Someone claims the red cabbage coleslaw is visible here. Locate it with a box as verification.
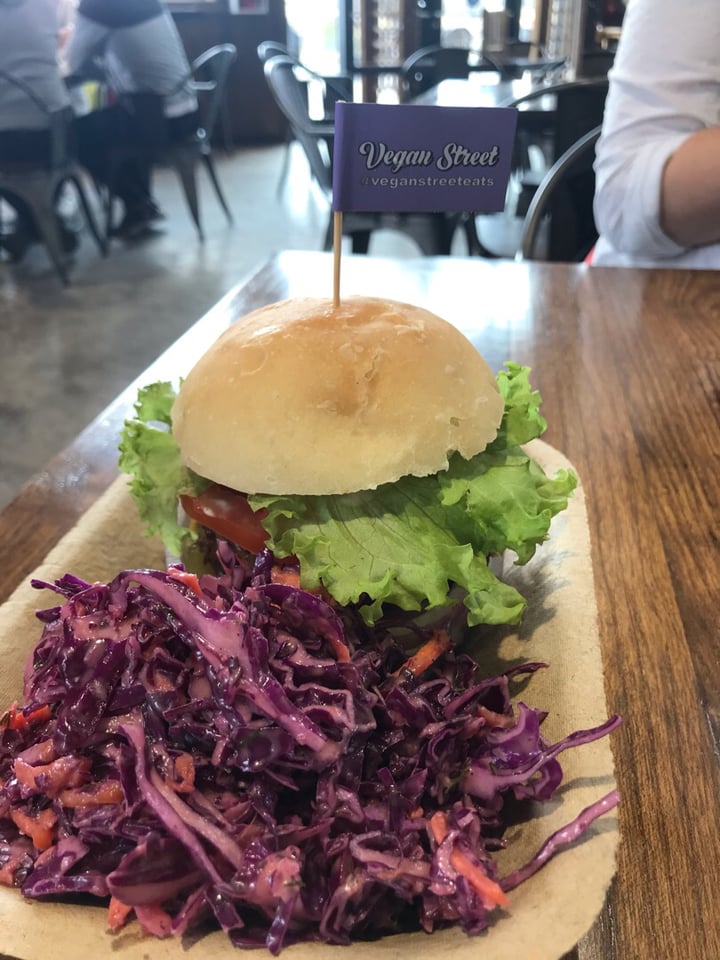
[0,545,621,953]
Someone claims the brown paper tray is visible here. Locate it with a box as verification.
[0,439,618,960]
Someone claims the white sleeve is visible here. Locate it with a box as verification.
[593,0,720,259]
[65,12,110,77]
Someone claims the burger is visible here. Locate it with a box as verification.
[119,295,576,632]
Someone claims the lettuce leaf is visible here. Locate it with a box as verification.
[248,474,528,626]
[118,381,206,557]
[250,364,577,625]
[119,366,577,627]
[492,361,547,448]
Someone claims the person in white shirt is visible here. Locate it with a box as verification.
[66,0,199,237]
[593,0,720,268]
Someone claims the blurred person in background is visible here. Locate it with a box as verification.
[0,0,70,161]
[593,0,720,268]
[58,0,78,74]
[66,0,198,238]
[0,0,75,260]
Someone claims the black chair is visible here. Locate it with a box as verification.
[103,44,237,241]
[257,40,291,63]
[501,77,609,165]
[262,55,464,256]
[165,42,237,239]
[257,41,353,196]
[191,43,237,155]
[257,41,353,106]
[520,125,601,262]
[467,77,609,258]
[0,71,106,285]
[399,45,503,102]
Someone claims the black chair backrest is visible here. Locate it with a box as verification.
[400,46,470,101]
[579,48,616,79]
[520,125,602,262]
[192,43,237,140]
[258,42,352,111]
[262,55,334,193]
[503,77,608,164]
[400,45,501,101]
[0,70,73,171]
[257,40,290,64]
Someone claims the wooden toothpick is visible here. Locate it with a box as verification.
[332,211,343,306]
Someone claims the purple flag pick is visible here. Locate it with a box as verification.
[332,101,518,214]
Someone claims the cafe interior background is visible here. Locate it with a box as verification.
[0,0,624,511]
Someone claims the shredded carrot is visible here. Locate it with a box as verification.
[107,895,134,932]
[270,564,336,602]
[429,811,509,909]
[449,846,509,908]
[270,565,302,588]
[13,754,90,794]
[10,807,57,851]
[170,752,195,794]
[429,810,450,845]
[269,565,350,661]
[328,634,351,663]
[59,780,124,807]
[6,703,53,731]
[393,629,452,678]
[167,569,203,599]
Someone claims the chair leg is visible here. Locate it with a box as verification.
[462,212,501,258]
[27,191,70,286]
[323,213,334,251]
[350,230,371,254]
[275,133,294,199]
[402,214,454,256]
[68,173,108,257]
[202,153,233,224]
[174,158,203,240]
[101,186,113,243]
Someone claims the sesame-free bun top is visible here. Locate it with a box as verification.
[172,296,504,496]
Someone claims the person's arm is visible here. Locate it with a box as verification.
[660,128,720,247]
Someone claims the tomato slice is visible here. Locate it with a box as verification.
[180,484,269,554]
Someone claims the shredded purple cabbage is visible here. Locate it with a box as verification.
[0,548,621,953]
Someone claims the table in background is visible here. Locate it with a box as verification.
[410,72,555,112]
[411,73,558,171]
[1,252,719,960]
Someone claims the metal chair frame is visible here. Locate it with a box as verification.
[102,43,237,242]
[520,125,602,262]
[257,41,353,197]
[166,42,237,239]
[399,44,504,102]
[262,55,464,256]
[500,77,609,165]
[0,70,106,285]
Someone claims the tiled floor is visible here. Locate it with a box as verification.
[0,143,431,511]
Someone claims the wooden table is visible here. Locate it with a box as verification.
[2,252,720,960]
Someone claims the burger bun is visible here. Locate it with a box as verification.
[172,296,504,496]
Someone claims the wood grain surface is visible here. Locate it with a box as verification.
[1,252,719,960]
